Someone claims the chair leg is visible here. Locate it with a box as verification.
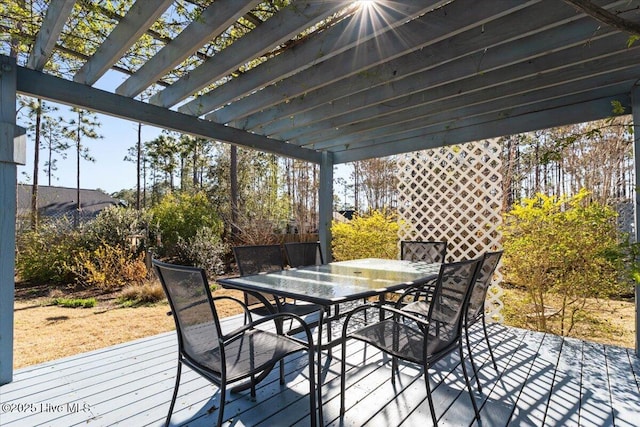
[165,360,182,427]
[217,380,227,427]
[465,326,482,393]
[340,337,349,415]
[250,374,256,398]
[280,359,285,385]
[391,356,397,385]
[459,343,481,423]
[307,348,318,427]
[423,367,438,426]
[482,314,499,372]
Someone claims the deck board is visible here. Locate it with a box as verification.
[2,317,639,427]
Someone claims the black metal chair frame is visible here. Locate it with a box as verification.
[398,251,504,392]
[339,258,482,426]
[153,259,318,427]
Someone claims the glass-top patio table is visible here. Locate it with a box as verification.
[218,258,440,424]
[219,258,440,306]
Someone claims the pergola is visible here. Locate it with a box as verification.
[1,0,640,384]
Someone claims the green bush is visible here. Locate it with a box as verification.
[175,226,227,277]
[331,210,400,261]
[501,189,621,335]
[150,192,223,257]
[15,219,79,284]
[80,206,152,253]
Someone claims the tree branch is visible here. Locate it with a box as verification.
[563,0,640,35]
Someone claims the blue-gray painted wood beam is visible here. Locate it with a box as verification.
[333,94,630,163]
[149,1,344,109]
[273,28,634,144]
[632,83,640,357]
[305,64,640,151]
[26,0,75,71]
[318,152,334,263]
[186,1,447,118]
[244,0,627,140]
[0,56,19,385]
[204,0,521,124]
[74,0,174,86]
[116,0,261,98]
[15,64,321,163]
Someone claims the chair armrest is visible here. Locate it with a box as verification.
[394,280,436,308]
[212,295,253,324]
[341,302,431,339]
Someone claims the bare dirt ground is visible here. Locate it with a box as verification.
[13,282,636,369]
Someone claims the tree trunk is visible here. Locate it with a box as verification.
[30,99,42,230]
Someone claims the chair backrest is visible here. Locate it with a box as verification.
[401,240,447,263]
[284,242,324,267]
[467,250,503,325]
[153,259,223,371]
[426,258,481,355]
[233,244,285,276]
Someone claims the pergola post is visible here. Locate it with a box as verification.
[318,152,333,263]
[0,56,25,385]
[633,83,640,357]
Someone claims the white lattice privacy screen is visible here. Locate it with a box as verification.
[397,139,504,322]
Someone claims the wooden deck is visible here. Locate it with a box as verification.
[1,314,639,426]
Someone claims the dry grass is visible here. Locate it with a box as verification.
[500,288,636,349]
[13,283,245,369]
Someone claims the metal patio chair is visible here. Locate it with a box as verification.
[340,258,482,426]
[399,251,504,392]
[393,240,448,303]
[284,241,324,267]
[401,240,447,263]
[232,244,322,317]
[153,259,317,427]
[464,250,503,391]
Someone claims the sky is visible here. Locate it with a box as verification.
[16,73,350,196]
[16,69,166,194]
[17,109,163,194]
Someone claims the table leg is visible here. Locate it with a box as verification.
[316,308,325,426]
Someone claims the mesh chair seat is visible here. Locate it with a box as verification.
[195,329,308,381]
[349,320,452,364]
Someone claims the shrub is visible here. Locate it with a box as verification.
[81,206,152,253]
[331,210,400,261]
[175,226,227,277]
[73,244,148,291]
[117,280,166,307]
[501,189,621,335]
[15,218,79,284]
[150,192,223,257]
